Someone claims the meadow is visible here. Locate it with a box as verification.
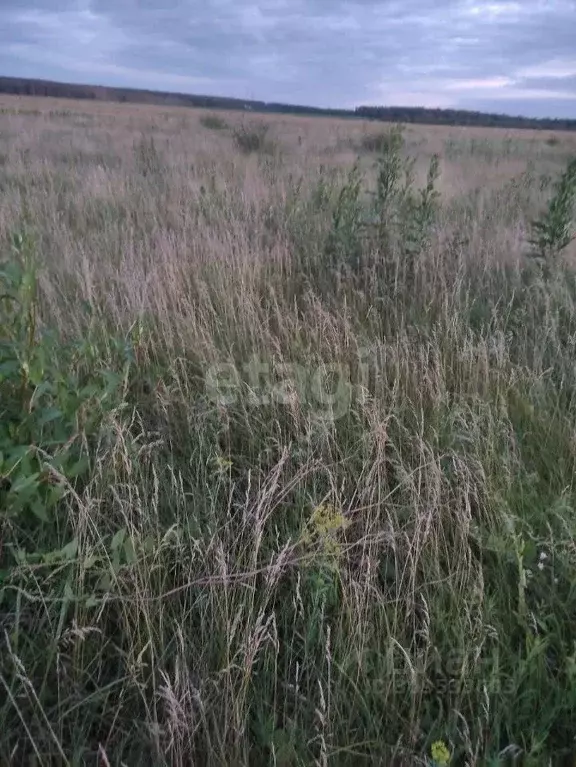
[1,94,576,765]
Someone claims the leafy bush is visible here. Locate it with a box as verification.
[529,156,576,265]
[370,125,413,240]
[200,113,229,131]
[233,122,274,154]
[133,134,163,176]
[0,231,129,545]
[324,163,364,273]
[401,152,441,255]
[360,130,402,153]
[322,125,441,283]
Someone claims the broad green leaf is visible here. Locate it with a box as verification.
[63,582,75,600]
[83,553,98,570]
[97,572,112,592]
[0,360,21,378]
[30,498,49,522]
[10,472,40,494]
[37,407,63,427]
[61,538,79,561]
[123,537,137,565]
[67,456,90,479]
[5,445,31,469]
[111,528,127,552]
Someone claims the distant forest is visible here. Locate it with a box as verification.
[1,75,575,132]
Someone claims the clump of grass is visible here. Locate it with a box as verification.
[360,130,402,153]
[133,133,163,176]
[200,113,229,131]
[233,121,274,154]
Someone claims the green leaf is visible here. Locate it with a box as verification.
[79,383,101,399]
[29,381,56,404]
[67,456,89,479]
[101,370,123,397]
[37,407,63,427]
[83,553,98,570]
[61,538,79,561]
[42,549,61,565]
[96,572,112,592]
[63,582,75,600]
[143,535,156,554]
[0,360,21,379]
[14,549,27,564]
[123,537,137,565]
[51,450,74,470]
[46,484,66,507]
[111,528,127,552]
[10,472,40,494]
[4,445,30,468]
[30,498,49,522]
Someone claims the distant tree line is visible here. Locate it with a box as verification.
[355,105,576,132]
[1,76,575,132]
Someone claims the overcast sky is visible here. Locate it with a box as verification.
[1,0,576,118]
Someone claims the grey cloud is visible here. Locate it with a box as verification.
[0,0,75,9]
[1,0,575,115]
[519,75,576,93]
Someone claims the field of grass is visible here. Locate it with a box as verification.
[2,94,576,765]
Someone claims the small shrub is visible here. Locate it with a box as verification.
[0,231,129,535]
[365,126,442,293]
[402,152,441,255]
[200,113,229,131]
[361,130,401,153]
[529,156,576,265]
[324,163,364,273]
[133,134,162,177]
[322,126,442,282]
[233,122,273,154]
[368,125,417,247]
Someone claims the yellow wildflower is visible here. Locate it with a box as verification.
[308,503,350,536]
[300,503,350,564]
[212,455,233,473]
[430,740,451,766]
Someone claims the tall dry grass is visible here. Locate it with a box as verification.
[2,96,576,765]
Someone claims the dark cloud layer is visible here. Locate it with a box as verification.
[1,0,575,116]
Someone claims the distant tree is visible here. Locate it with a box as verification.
[1,76,575,131]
